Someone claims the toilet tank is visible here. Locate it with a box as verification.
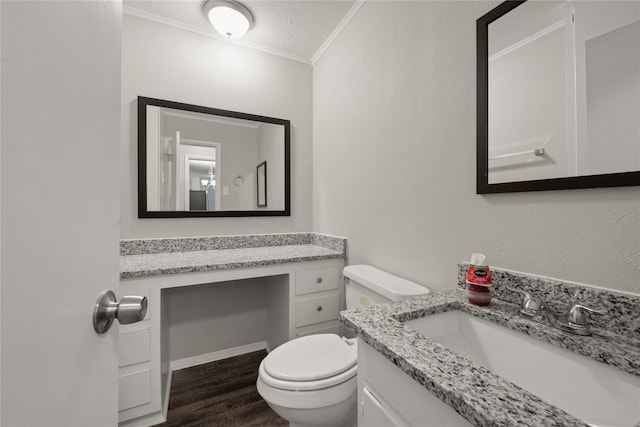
[343,265,430,309]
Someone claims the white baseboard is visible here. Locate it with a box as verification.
[170,341,268,371]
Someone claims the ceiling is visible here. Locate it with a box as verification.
[123,0,360,63]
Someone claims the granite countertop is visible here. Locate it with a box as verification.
[120,244,344,279]
[341,289,640,427]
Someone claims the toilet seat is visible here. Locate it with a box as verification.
[259,362,357,392]
[260,334,357,392]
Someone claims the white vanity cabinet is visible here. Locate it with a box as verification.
[358,338,472,427]
[294,267,342,337]
[118,286,163,426]
[118,258,344,427]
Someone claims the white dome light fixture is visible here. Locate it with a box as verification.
[203,0,254,40]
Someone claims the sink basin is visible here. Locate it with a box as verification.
[406,310,640,427]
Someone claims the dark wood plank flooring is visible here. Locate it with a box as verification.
[154,350,287,427]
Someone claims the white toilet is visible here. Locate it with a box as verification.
[257,264,430,427]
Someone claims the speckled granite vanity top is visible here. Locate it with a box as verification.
[120,233,346,279]
[341,267,640,427]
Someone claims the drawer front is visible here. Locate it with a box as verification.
[119,325,150,368]
[119,369,151,411]
[296,293,339,327]
[295,267,340,296]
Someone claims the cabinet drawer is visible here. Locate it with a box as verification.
[296,294,339,327]
[119,325,150,368]
[295,267,340,296]
[119,369,151,411]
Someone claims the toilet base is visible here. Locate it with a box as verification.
[264,391,356,427]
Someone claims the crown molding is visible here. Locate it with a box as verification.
[123,5,312,65]
[311,0,367,65]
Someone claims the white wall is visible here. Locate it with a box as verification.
[313,1,640,295]
[165,279,269,361]
[573,1,640,176]
[122,14,312,238]
[584,21,640,175]
[257,123,286,210]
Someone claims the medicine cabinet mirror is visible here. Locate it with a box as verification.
[477,0,640,193]
[138,97,290,217]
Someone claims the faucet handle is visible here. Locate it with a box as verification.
[566,303,606,327]
[506,286,542,318]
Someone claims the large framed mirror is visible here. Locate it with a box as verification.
[477,1,640,193]
[138,97,290,217]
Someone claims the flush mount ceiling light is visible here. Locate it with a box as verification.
[203,0,254,39]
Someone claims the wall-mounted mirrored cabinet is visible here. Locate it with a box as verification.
[138,97,290,217]
[477,0,640,193]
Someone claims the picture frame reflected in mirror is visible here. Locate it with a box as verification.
[257,161,267,208]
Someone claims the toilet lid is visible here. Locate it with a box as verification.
[263,334,356,382]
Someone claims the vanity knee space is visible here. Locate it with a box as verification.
[117,256,345,426]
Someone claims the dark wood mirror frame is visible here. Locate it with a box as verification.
[138,96,290,217]
[476,0,640,194]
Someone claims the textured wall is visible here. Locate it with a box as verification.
[165,278,269,361]
[313,1,640,294]
[122,14,313,238]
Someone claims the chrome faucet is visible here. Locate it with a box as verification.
[556,303,607,336]
[506,286,606,336]
[505,286,543,319]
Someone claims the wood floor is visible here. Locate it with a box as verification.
[154,350,287,427]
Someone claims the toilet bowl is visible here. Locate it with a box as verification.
[257,334,358,427]
[257,265,430,427]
